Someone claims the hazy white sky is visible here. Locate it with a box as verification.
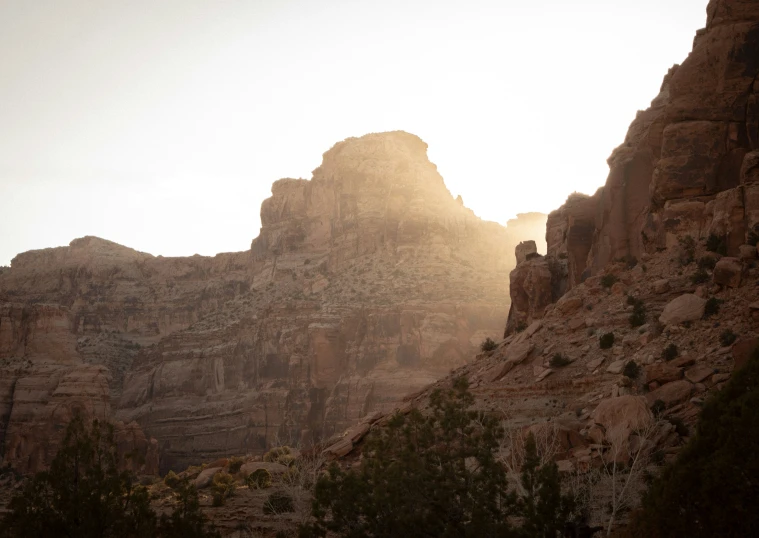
[0,0,706,265]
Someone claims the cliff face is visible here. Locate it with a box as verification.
[507,0,759,334]
[0,131,545,473]
[346,2,757,531]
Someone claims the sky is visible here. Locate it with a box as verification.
[0,0,707,266]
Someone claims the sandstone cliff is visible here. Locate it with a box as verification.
[327,2,759,533]
[0,131,545,473]
[507,0,759,333]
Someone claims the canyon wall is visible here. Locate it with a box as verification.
[0,131,545,473]
[506,0,759,333]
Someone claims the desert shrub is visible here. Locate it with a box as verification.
[599,332,615,349]
[164,470,182,489]
[515,322,527,333]
[706,234,728,256]
[667,417,689,437]
[480,337,498,352]
[651,399,666,417]
[601,274,618,289]
[748,229,759,247]
[703,297,722,319]
[264,492,294,515]
[662,343,678,362]
[246,469,272,490]
[228,457,244,474]
[678,235,696,265]
[720,329,737,347]
[628,297,647,327]
[210,472,236,507]
[698,256,717,270]
[264,446,292,465]
[630,347,759,537]
[549,353,571,368]
[623,361,641,379]
[691,269,709,285]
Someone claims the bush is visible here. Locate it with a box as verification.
[164,470,182,489]
[210,472,236,507]
[628,297,647,328]
[678,235,696,265]
[698,256,717,271]
[630,347,759,537]
[549,353,571,368]
[263,446,292,465]
[706,234,728,255]
[264,492,294,515]
[667,416,690,437]
[228,457,244,474]
[651,399,666,417]
[601,274,618,289]
[246,469,272,490]
[662,343,678,361]
[599,332,615,349]
[623,361,641,379]
[703,297,721,319]
[720,329,737,347]
[691,269,709,285]
[480,337,498,352]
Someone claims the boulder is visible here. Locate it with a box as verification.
[646,380,693,408]
[591,396,653,446]
[556,295,583,314]
[659,294,706,325]
[606,359,626,375]
[645,363,682,385]
[713,257,744,288]
[240,461,289,477]
[685,365,715,384]
[733,337,759,370]
[194,467,223,489]
[653,279,671,294]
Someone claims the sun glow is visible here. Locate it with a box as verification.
[0,0,706,264]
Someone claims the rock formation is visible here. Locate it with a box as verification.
[328,3,759,533]
[0,131,545,473]
[507,0,759,331]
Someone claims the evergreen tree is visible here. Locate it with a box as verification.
[0,415,156,538]
[518,434,575,538]
[158,480,220,538]
[300,377,575,538]
[0,414,218,538]
[630,347,759,537]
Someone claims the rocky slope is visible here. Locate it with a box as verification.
[327,0,759,532]
[0,131,545,473]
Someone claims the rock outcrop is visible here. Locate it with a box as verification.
[0,131,546,473]
[507,0,759,329]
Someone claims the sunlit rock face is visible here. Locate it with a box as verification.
[520,0,759,294]
[0,131,545,473]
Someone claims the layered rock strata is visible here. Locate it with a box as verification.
[0,131,545,473]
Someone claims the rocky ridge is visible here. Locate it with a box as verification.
[0,131,546,473]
